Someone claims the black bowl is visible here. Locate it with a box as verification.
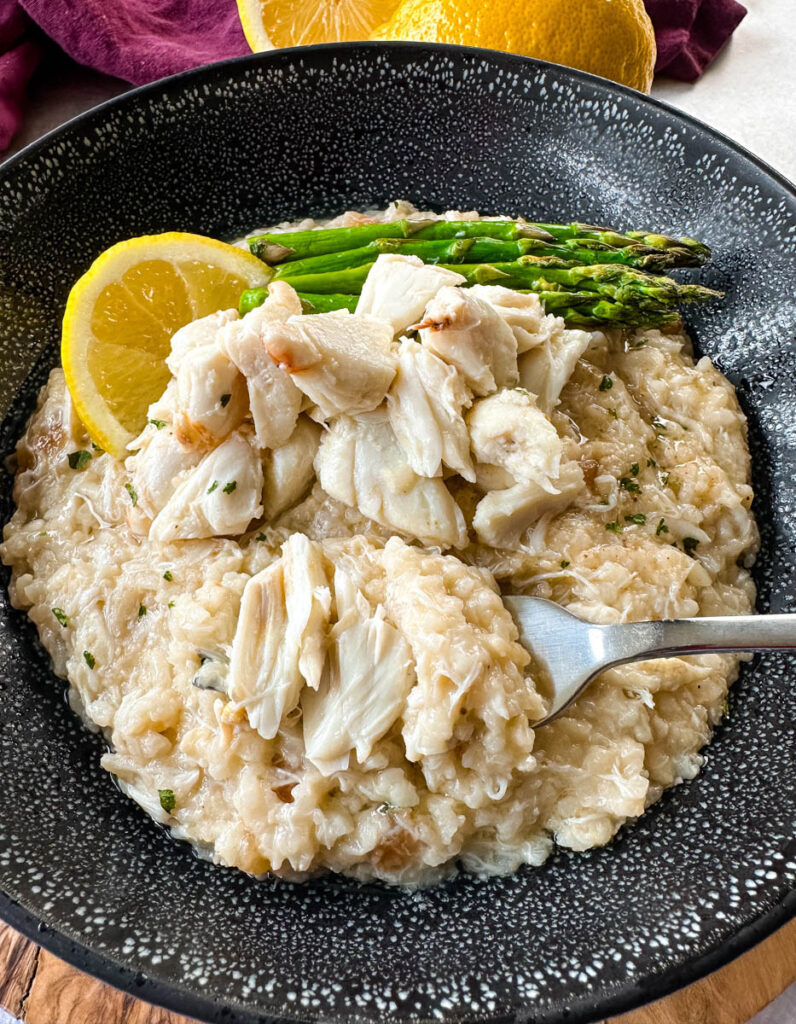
[0,43,794,1024]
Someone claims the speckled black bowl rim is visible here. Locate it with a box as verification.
[0,42,793,1024]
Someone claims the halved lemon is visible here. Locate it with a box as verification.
[236,0,400,50]
[61,233,272,458]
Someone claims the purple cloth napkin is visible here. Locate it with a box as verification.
[0,1,40,150]
[646,0,747,80]
[0,0,748,155]
[20,0,248,86]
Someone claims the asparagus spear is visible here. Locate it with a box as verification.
[297,293,358,313]
[248,219,539,263]
[280,263,376,294]
[276,234,700,277]
[274,238,474,279]
[248,221,419,263]
[438,261,722,305]
[410,220,554,242]
[249,218,710,267]
[239,287,269,316]
[239,287,358,315]
[532,222,711,264]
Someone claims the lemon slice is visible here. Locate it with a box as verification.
[61,233,272,458]
[236,0,400,50]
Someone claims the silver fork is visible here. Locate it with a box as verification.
[503,597,796,726]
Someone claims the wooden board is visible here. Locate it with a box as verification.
[0,917,793,1024]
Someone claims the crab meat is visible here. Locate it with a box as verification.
[417,286,518,396]
[518,325,594,414]
[166,308,239,376]
[467,389,563,490]
[472,461,585,549]
[467,390,584,548]
[172,342,248,450]
[227,534,331,741]
[386,337,474,481]
[254,279,303,322]
[126,423,202,517]
[217,307,302,450]
[315,409,468,549]
[263,415,322,520]
[149,430,263,541]
[467,285,554,353]
[302,565,414,775]
[356,254,465,335]
[261,310,396,421]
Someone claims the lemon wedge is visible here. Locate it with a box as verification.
[236,0,399,50]
[61,232,272,458]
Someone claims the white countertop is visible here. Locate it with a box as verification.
[651,0,795,182]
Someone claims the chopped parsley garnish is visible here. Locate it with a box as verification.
[207,480,219,494]
[67,450,92,471]
[223,481,237,494]
[125,483,138,506]
[624,513,647,525]
[560,560,570,568]
[647,457,657,468]
[598,375,613,392]
[255,532,267,541]
[620,476,641,494]
[219,393,232,408]
[149,418,167,430]
[83,651,96,669]
[52,607,68,627]
[630,462,640,477]
[138,604,147,619]
[91,442,103,452]
[683,537,700,557]
[158,789,176,813]
[660,472,670,487]
[656,518,669,536]
[605,521,623,534]
[608,408,618,420]
[167,600,175,609]
[163,570,173,582]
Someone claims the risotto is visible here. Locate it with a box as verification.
[1,204,758,886]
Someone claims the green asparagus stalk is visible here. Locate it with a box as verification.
[410,220,554,242]
[239,287,269,316]
[275,234,700,278]
[532,222,711,264]
[249,218,711,267]
[280,263,375,294]
[274,238,474,279]
[248,221,418,263]
[297,293,358,313]
[401,219,709,265]
[439,261,722,306]
[239,286,358,315]
[544,299,679,329]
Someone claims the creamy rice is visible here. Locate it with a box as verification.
[1,205,758,886]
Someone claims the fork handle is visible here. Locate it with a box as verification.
[603,613,796,668]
